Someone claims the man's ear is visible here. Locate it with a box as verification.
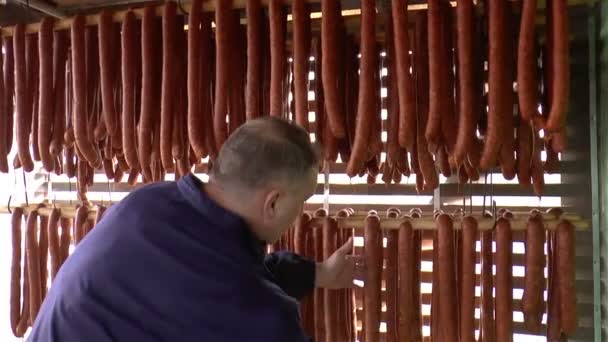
[263,190,281,219]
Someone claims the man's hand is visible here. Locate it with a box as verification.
[315,237,364,289]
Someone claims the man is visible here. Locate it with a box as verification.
[28,117,357,341]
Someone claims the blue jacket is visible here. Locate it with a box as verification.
[28,174,315,342]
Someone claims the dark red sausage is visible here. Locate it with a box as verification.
[545,0,569,132]
[385,13,401,170]
[426,0,442,149]
[27,34,40,163]
[38,17,55,172]
[495,218,513,342]
[71,15,101,168]
[436,214,457,342]
[121,12,139,171]
[321,0,346,138]
[390,0,415,149]
[313,226,326,341]
[99,10,117,137]
[50,31,68,158]
[522,212,545,333]
[517,0,545,127]
[3,37,14,159]
[453,0,477,166]
[323,217,338,342]
[13,24,35,172]
[385,225,398,342]
[159,2,177,171]
[269,0,285,117]
[480,0,509,170]
[480,228,495,341]
[460,216,478,342]
[138,5,156,181]
[10,208,24,336]
[346,0,377,177]
[0,35,6,173]
[214,0,230,147]
[397,221,415,341]
[517,118,533,187]
[47,208,61,281]
[25,210,41,323]
[414,12,439,191]
[292,0,310,131]
[364,214,382,342]
[246,0,262,120]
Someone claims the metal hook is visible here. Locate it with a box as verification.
[177,0,187,16]
[22,169,29,207]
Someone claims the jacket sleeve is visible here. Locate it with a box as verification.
[263,251,316,301]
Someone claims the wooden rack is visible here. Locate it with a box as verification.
[2,0,588,37]
[0,204,588,231]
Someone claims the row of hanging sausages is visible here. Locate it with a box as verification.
[0,0,569,197]
[9,204,105,337]
[277,206,577,342]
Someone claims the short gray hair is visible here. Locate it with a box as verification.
[209,117,320,189]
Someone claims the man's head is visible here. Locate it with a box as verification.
[207,117,320,243]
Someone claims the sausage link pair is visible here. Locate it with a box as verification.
[27,34,40,163]
[364,214,382,342]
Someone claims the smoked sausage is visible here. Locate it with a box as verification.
[246,0,262,120]
[14,24,35,172]
[522,212,545,333]
[346,0,377,177]
[437,214,457,342]
[460,216,478,342]
[391,0,415,149]
[121,12,139,170]
[71,15,101,167]
[268,0,285,117]
[25,210,41,323]
[323,217,338,342]
[495,218,513,342]
[364,214,382,342]
[38,17,55,172]
[292,0,310,131]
